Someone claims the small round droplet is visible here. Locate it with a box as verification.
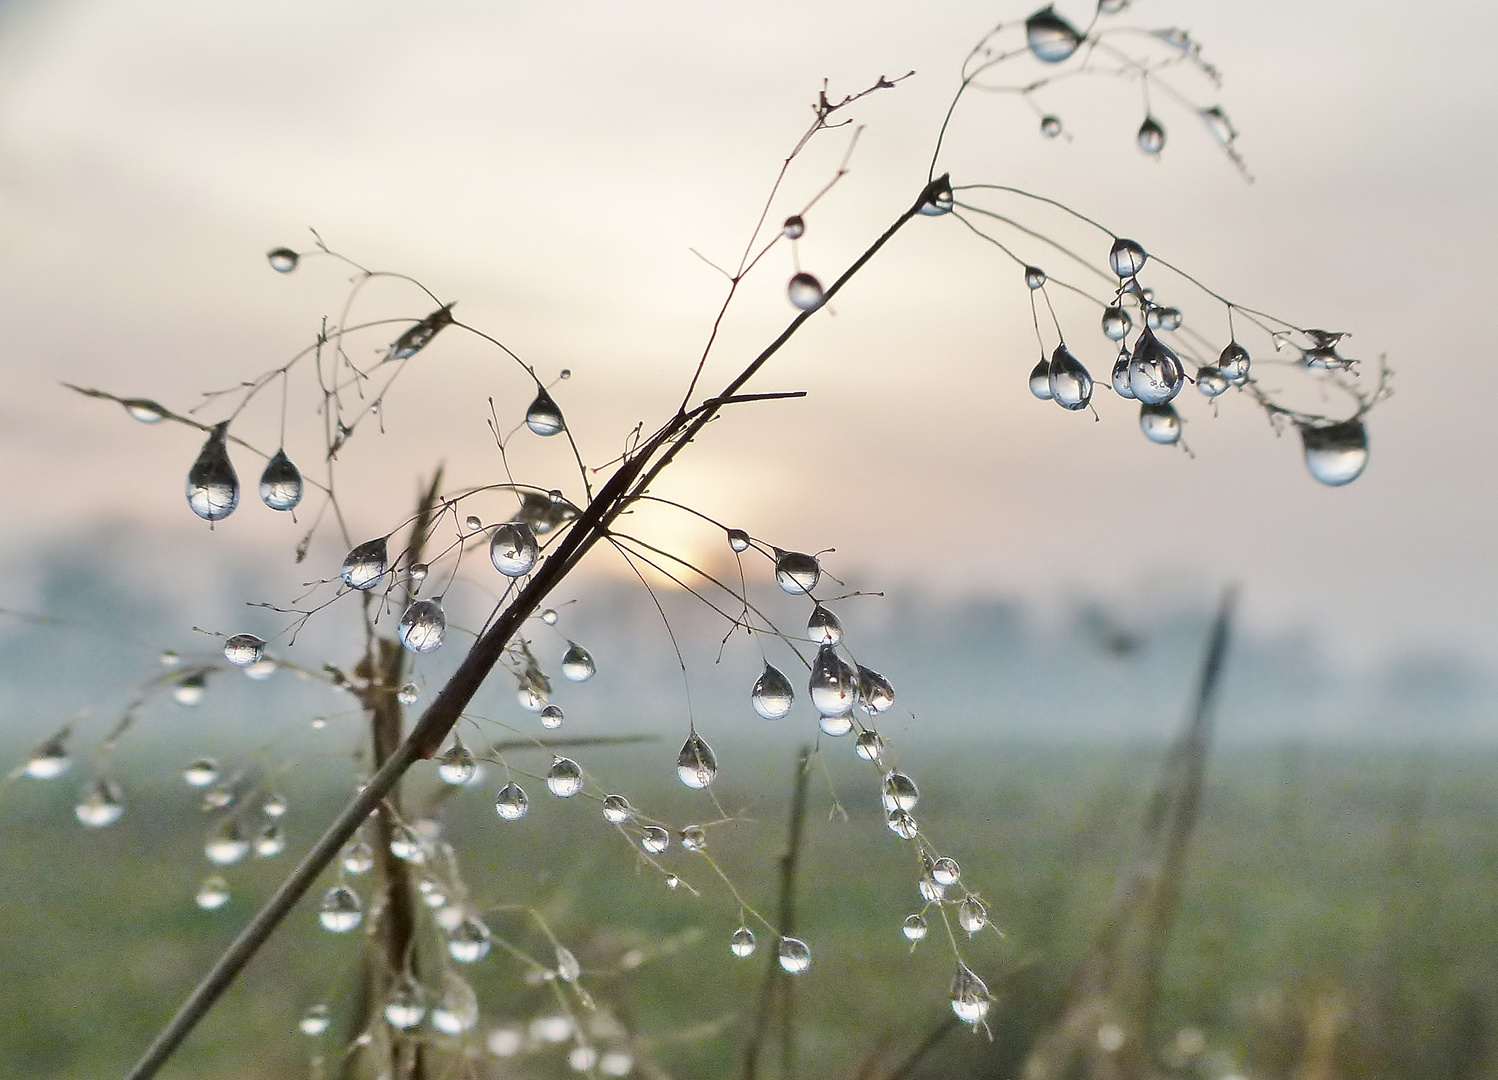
[383,979,427,1030]
[24,735,70,780]
[540,704,564,730]
[495,782,530,820]
[182,758,219,788]
[902,914,928,942]
[223,633,265,667]
[1040,115,1063,138]
[774,550,820,595]
[807,605,842,645]
[196,875,230,910]
[726,528,751,553]
[298,1003,331,1036]
[1201,105,1235,145]
[676,732,718,789]
[397,683,419,706]
[958,895,989,934]
[1196,366,1230,398]
[1101,305,1131,341]
[787,272,825,312]
[1300,420,1368,486]
[186,422,240,522]
[857,666,895,714]
[809,644,858,718]
[730,926,756,958]
[490,522,539,576]
[1112,352,1135,399]
[160,650,181,667]
[342,839,374,874]
[318,885,362,932]
[1109,238,1148,278]
[1218,341,1251,381]
[777,937,812,974]
[1139,403,1183,445]
[206,821,249,865]
[259,450,303,512]
[464,514,483,531]
[602,794,631,824]
[1029,358,1054,401]
[174,673,207,707]
[854,729,884,763]
[680,825,707,852]
[882,770,919,811]
[261,791,288,818]
[409,562,429,583]
[123,398,166,424]
[665,873,682,890]
[640,826,670,855]
[931,857,962,886]
[1026,5,1083,62]
[546,757,583,798]
[820,714,854,737]
[267,247,299,273]
[202,784,234,810]
[389,824,424,862]
[752,664,795,720]
[437,738,476,785]
[1048,343,1094,410]
[918,177,954,216]
[561,642,596,682]
[951,961,991,1024]
[341,537,389,590]
[782,215,805,240]
[254,823,285,858]
[540,607,559,625]
[1137,116,1166,155]
[398,597,447,654]
[1024,266,1047,290]
[449,916,492,963]
[887,809,919,839]
[525,388,565,436]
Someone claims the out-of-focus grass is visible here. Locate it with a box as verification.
[4,743,1497,1080]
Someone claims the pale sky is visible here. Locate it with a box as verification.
[0,0,1494,672]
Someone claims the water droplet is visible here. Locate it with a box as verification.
[160,649,182,667]
[398,597,447,654]
[488,1026,524,1057]
[541,607,559,625]
[676,732,718,789]
[1154,306,1183,331]
[244,657,277,680]
[262,791,288,817]
[418,877,447,908]
[1111,351,1135,399]
[23,733,70,780]
[1102,305,1131,341]
[919,871,947,903]
[541,704,564,729]
[1200,106,1236,145]
[680,825,707,852]
[1129,330,1184,404]
[462,514,482,532]
[223,634,265,667]
[809,644,858,718]
[259,450,303,512]
[570,1047,600,1073]
[181,758,218,788]
[1024,266,1047,290]
[298,1003,331,1036]
[1029,358,1054,401]
[731,926,756,958]
[782,215,805,240]
[554,944,582,983]
[902,914,928,941]
[409,562,429,584]
[517,681,547,711]
[561,642,596,682]
[918,177,954,216]
[1218,341,1251,381]
[206,820,249,865]
[856,667,895,714]
[1109,238,1148,278]
[437,737,476,786]
[202,783,234,810]
[726,528,751,553]
[752,663,795,720]
[807,605,843,645]
[123,398,166,423]
[255,823,285,858]
[1098,0,1129,12]
[1196,366,1230,397]
[1048,343,1094,410]
[317,884,362,932]
[818,714,852,737]
[774,550,821,594]
[512,490,578,536]
[931,857,962,886]
[526,388,565,436]
[196,875,230,910]
[777,936,812,974]
[397,682,419,706]
[887,809,919,839]
[267,247,298,273]
[389,823,425,862]
[174,672,207,707]
[432,973,479,1035]
[389,304,455,360]
[855,729,884,763]
[951,961,991,1024]
[602,794,632,823]
[341,537,389,590]
[882,770,919,811]
[1137,115,1166,155]
[1300,420,1368,486]
[958,895,989,934]
[547,757,583,798]
[1139,403,1183,445]
[495,781,530,819]
[490,522,539,576]
[383,978,427,1030]
[787,272,825,312]
[449,916,492,963]
[1040,114,1063,138]
[342,839,374,874]
[1026,5,1083,62]
[640,826,670,855]
[186,422,239,522]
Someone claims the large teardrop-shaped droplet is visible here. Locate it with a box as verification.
[777,936,812,974]
[383,978,427,1030]
[75,777,124,827]
[1026,5,1083,62]
[341,537,389,590]
[25,732,70,780]
[752,664,795,719]
[561,642,596,682]
[730,927,756,958]
[951,961,991,1024]
[437,737,476,786]
[259,450,304,512]
[398,597,447,654]
[389,303,455,360]
[255,823,286,858]
[494,781,529,819]
[223,634,265,667]
[809,644,858,718]
[1218,341,1251,382]
[525,388,565,436]
[857,666,895,714]
[1299,420,1368,486]
[1047,343,1094,410]
[1112,351,1136,399]
[1109,238,1148,278]
[546,757,583,797]
[726,528,751,552]
[431,972,479,1035]
[1028,358,1054,401]
[958,895,989,934]
[882,770,920,811]
[186,422,240,522]
[676,732,718,789]
[205,819,250,865]
[855,729,884,763]
[1139,403,1183,445]
[343,839,374,874]
[774,550,820,595]
[1128,330,1184,404]
[787,272,825,312]
[1101,305,1131,341]
[1137,116,1166,155]
[807,605,843,645]
[490,522,539,576]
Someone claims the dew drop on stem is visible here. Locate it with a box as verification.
[541,704,564,729]
[259,450,303,512]
[1048,343,1094,410]
[730,926,756,958]
[1024,266,1047,290]
[342,839,374,874]
[341,537,389,590]
[464,514,482,531]
[1300,419,1369,486]
[1219,341,1251,381]
[317,885,362,933]
[182,758,218,788]
[490,522,539,577]
[855,729,884,763]
[206,820,249,865]
[1129,330,1184,405]
[266,247,298,273]
[808,605,843,645]
[902,914,927,941]
[1139,403,1183,445]
[676,732,718,789]
[1026,5,1084,62]
[1112,351,1136,399]
[680,825,707,852]
[1196,366,1230,397]
[432,974,479,1035]
[931,857,961,886]
[298,1003,331,1037]
[383,979,427,1030]
[602,794,631,823]
[437,736,476,785]
[640,826,670,854]
[782,215,805,240]
[186,422,239,522]
[918,177,954,216]
[752,663,795,720]
[525,387,565,436]
[196,876,230,910]
[951,961,991,1024]
[1200,106,1236,145]
[787,272,825,312]
[958,895,989,934]
[22,734,69,780]
[809,644,858,718]
[857,667,895,714]
[561,642,596,682]
[541,607,559,625]
[174,672,207,706]
[389,823,424,862]
[546,757,583,797]
[389,304,454,360]
[398,597,447,654]
[1040,115,1063,138]
[886,809,919,839]
[1029,358,1054,401]
[495,782,530,820]
[1102,305,1131,341]
[1109,238,1148,278]
[777,936,812,974]
[223,634,265,667]
[882,770,919,811]
[1137,116,1166,155]
[774,549,820,595]
[448,916,492,963]
[726,528,751,553]
[254,823,285,858]
[397,682,419,705]
[123,398,166,424]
